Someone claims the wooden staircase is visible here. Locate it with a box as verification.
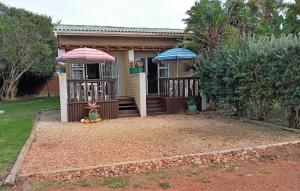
[147,97,165,115]
[117,97,140,118]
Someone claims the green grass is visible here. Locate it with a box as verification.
[103,177,129,189]
[159,182,171,189]
[0,96,59,181]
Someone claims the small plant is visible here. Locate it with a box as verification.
[186,98,196,106]
[258,169,271,174]
[159,182,171,189]
[129,60,143,74]
[103,177,128,189]
[85,102,100,121]
[86,102,99,112]
[146,169,169,180]
[129,61,135,68]
[76,179,90,187]
[186,98,197,113]
[200,177,210,183]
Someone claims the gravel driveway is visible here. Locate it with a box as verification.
[20,111,300,175]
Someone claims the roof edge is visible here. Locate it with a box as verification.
[54,24,185,37]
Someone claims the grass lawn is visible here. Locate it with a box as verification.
[0,96,59,183]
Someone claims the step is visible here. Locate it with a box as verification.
[119,105,137,110]
[147,111,166,116]
[147,107,165,113]
[119,103,136,107]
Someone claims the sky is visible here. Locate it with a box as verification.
[1,0,196,29]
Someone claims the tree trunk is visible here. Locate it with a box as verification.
[288,108,300,129]
[208,96,217,111]
[46,80,50,97]
[0,77,19,101]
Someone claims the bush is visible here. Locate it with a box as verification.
[197,34,300,128]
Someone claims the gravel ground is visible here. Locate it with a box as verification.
[20,111,300,175]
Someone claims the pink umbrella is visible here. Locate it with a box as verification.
[56,47,115,64]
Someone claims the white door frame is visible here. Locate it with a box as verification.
[157,62,170,94]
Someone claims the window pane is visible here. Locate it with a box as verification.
[160,69,168,77]
[72,64,85,79]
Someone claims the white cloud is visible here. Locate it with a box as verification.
[1,0,196,28]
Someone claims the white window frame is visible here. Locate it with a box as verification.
[71,64,85,79]
[158,62,170,94]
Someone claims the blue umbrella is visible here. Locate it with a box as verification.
[152,48,197,77]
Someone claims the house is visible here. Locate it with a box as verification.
[54,24,205,122]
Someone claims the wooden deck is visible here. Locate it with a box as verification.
[67,77,202,121]
[67,78,118,121]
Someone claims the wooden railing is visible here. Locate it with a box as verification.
[67,79,117,103]
[159,77,200,97]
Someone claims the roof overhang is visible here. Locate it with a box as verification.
[54,30,185,38]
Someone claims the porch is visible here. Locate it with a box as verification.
[66,75,201,121]
[58,48,203,122]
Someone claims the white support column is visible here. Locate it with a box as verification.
[128,49,134,62]
[200,91,207,111]
[57,48,67,122]
[59,73,68,122]
[139,73,147,117]
[58,48,65,56]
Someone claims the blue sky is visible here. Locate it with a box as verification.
[1,0,196,29]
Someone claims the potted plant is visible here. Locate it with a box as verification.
[129,61,143,74]
[186,98,197,113]
[55,62,66,73]
[86,102,100,121]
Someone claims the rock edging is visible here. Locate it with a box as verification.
[19,140,300,182]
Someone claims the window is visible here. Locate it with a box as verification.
[72,64,85,79]
[159,63,169,78]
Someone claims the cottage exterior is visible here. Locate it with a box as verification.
[55,24,205,122]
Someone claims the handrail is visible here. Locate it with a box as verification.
[67,78,117,103]
[159,77,200,98]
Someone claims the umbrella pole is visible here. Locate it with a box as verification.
[176,57,178,77]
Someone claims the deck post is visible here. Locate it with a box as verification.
[59,73,68,122]
[139,73,147,117]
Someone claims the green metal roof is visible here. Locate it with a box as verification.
[55,24,185,34]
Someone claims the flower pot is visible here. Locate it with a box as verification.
[188,105,197,113]
[129,67,143,74]
[88,112,98,121]
[56,66,66,73]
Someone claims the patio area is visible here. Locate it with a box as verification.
[20,110,300,175]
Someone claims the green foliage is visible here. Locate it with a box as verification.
[186,98,196,106]
[184,0,228,57]
[184,0,300,56]
[0,3,57,99]
[197,34,300,128]
[159,182,171,189]
[103,177,129,189]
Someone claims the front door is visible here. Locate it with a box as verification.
[147,57,158,94]
[86,64,100,79]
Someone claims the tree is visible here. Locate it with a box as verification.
[0,3,56,100]
[183,0,228,58]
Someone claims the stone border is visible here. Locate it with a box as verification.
[2,110,45,186]
[18,140,300,182]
